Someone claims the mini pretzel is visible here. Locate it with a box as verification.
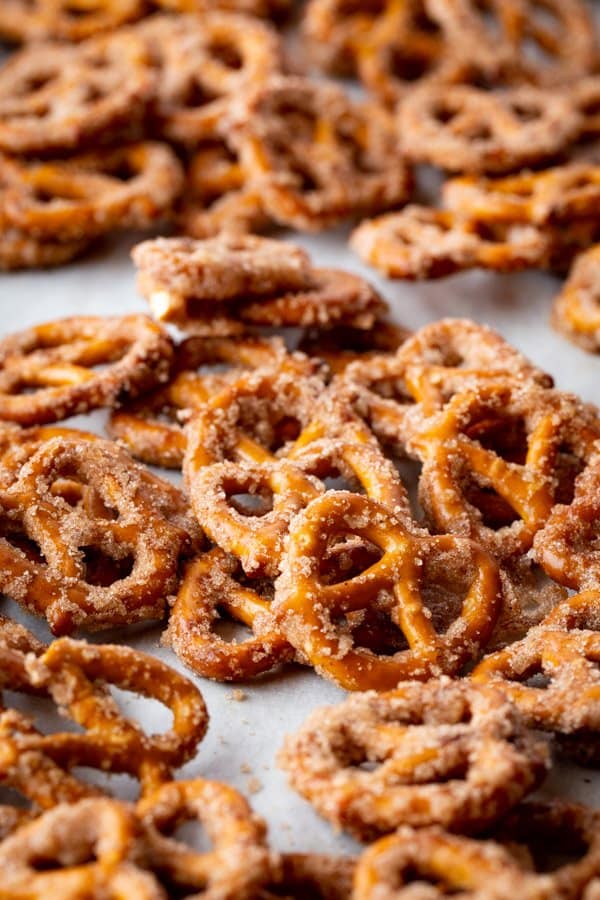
[336,319,551,451]
[176,138,269,239]
[108,334,295,468]
[349,206,552,279]
[426,0,598,86]
[134,234,387,334]
[352,826,544,899]
[273,491,501,690]
[0,437,189,633]
[133,234,313,318]
[302,0,456,103]
[551,244,600,354]
[136,778,271,899]
[415,383,600,562]
[472,592,600,739]
[164,547,294,681]
[230,76,412,231]
[27,636,209,792]
[0,0,144,42]
[0,797,159,899]
[137,13,281,145]
[278,679,548,840]
[534,453,600,590]
[398,84,581,174]
[443,164,600,227]
[0,314,172,426]
[0,30,154,155]
[1,143,184,242]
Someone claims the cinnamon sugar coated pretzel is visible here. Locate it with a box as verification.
[3,0,600,880]
[0,315,173,425]
[398,84,582,174]
[278,679,549,841]
[133,235,388,334]
[229,76,412,230]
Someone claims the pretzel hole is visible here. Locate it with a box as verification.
[212,615,253,643]
[419,552,480,633]
[387,47,438,84]
[508,102,542,124]
[553,444,587,505]
[431,103,458,125]
[110,685,174,736]
[226,485,274,517]
[464,414,528,465]
[0,786,28,812]
[512,826,592,874]
[181,81,219,110]
[207,40,244,71]
[464,479,520,528]
[4,534,47,565]
[80,546,135,586]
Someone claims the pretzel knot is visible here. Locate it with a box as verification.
[336,318,551,453]
[273,491,501,690]
[350,205,553,280]
[1,143,184,243]
[0,437,190,633]
[137,13,281,145]
[352,826,544,899]
[0,314,173,426]
[136,778,271,898]
[551,243,600,354]
[414,382,600,562]
[472,591,600,746]
[108,334,300,469]
[0,797,157,899]
[230,76,412,230]
[278,679,549,841]
[398,83,581,174]
[0,29,154,155]
[0,0,144,42]
[164,547,295,682]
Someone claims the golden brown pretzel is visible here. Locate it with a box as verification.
[273,491,501,690]
[0,437,189,633]
[426,0,598,86]
[335,318,551,454]
[414,382,600,562]
[136,778,272,899]
[278,679,548,840]
[352,826,544,899]
[137,12,281,145]
[108,334,298,469]
[230,76,412,231]
[0,30,154,154]
[398,83,581,174]
[164,547,294,682]
[472,592,600,745]
[443,164,600,227]
[1,143,183,242]
[350,205,553,279]
[0,315,172,426]
[0,797,160,900]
